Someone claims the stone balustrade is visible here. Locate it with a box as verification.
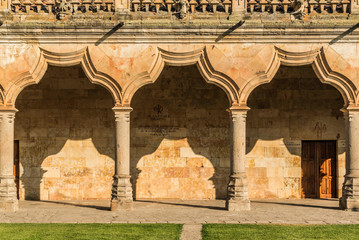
[247,0,350,14]
[10,0,114,14]
[132,0,232,14]
[3,0,356,19]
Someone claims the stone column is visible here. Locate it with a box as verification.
[0,107,18,212]
[226,106,250,211]
[340,108,359,211]
[110,106,133,211]
[231,0,246,15]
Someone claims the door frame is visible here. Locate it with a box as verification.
[14,140,20,200]
[301,140,337,199]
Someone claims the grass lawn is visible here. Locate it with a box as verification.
[202,224,359,240]
[0,223,182,240]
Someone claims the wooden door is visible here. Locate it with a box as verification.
[13,140,19,200]
[301,141,336,198]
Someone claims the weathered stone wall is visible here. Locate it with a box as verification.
[15,66,115,200]
[247,65,345,199]
[13,64,345,201]
[131,65,231,199]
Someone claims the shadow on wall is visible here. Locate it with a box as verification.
[131,65,231,200]
[245,65,346,199]
[15,65,115,201]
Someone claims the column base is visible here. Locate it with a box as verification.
[340,174,359,211]
[0,200,18,212]
[0,177,18,212]
[110,199,133,211]
[226,199,250,211]
[111,174,133,211]
[226,173,250,211]
[339,197,359,211]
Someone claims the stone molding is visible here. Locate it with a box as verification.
[4,47,121,106]
[238,46,356,108]
[1,44,358,111]
[122,46,240,106]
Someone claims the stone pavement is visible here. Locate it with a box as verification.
[0,198,359,224]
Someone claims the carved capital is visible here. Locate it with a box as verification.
[229,105,249,122]
[113,106,132,122]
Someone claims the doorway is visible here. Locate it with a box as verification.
[14,140,20,200]
[301,141,336,198]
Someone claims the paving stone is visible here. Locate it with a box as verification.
[180,224,202,240]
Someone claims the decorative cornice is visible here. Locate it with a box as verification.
[1,24,359,44]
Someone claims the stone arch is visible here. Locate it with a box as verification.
[239,46,356,108]
[0,87,4,105]
[5,47,122,106]
[122,46,240,106]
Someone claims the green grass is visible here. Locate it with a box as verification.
[202,224,359,240]
[0,223,182,240]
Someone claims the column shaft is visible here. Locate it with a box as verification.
[340,109,359,211]
[226,106,250,211]
[110,106,133,211]
[0,108,18,212]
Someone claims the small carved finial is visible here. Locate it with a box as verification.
[290,0,308,21]
[55,0,71,20]
[173,0,189,19]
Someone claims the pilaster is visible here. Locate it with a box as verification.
[231,0,246,15]
[351,0,359,15]
[110,106,133,211]
[0,107,18,212]
[226,106,250,211]
[340,108,359,211]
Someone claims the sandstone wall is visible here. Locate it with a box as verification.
[14,64,346,200]
[15,66,115,200]
[131,65,231,199]
[247,65,346,198]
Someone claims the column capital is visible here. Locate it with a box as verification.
[0,106,18,114]
[229,105,250,114]
[112,106,133,113]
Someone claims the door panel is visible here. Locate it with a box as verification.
[301,141,336,198]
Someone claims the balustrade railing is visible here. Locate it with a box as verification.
[5,0,353,16]
[247,0,350,14]
[10,0,115,14]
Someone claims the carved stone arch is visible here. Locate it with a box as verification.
[122,46,240,106]
[5,47,122,106]
[0,87,4,105]
[239,46,356,107]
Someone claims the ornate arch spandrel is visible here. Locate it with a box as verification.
[122,46,240,106]
[238,46,357,107]
[4,46,122,106]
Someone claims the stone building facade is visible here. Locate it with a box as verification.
[1,0,359,212]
